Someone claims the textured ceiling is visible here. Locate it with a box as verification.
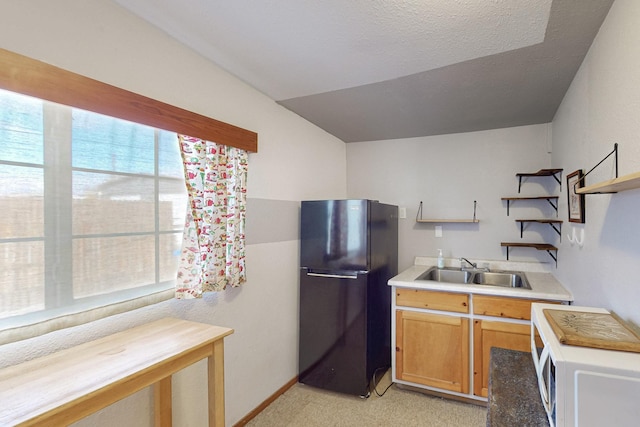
[113,0,614,142]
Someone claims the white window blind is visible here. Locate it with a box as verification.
[0,88,187,330]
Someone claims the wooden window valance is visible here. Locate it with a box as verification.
[0,48,257,153]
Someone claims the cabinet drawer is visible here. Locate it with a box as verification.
[473,295,559,320]
[396,288,469,313]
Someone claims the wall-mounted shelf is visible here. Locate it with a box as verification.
[515,219,563,239]
[415,200,479,223]
[572,143,640,194]
[501,196,559,216]
[575,171,640,194]
[516,168,563,193]
[501,168,561,266]
[500,242,558,267]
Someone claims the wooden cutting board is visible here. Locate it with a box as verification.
[543,309,640,353]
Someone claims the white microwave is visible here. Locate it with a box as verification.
[531,303,640,427]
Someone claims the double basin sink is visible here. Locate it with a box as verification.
[415,266,531,289]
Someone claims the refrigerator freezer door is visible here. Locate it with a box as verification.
[300,199,369,272]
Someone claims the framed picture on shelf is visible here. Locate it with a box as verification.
[567,169,585,223]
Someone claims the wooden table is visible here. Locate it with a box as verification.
[0,318,233,426]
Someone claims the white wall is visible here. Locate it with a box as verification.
[347,124,555,272]
[551,0,640,325]
[0,0,346,426]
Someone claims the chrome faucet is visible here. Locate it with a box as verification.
[460,257,491,271]
[459,257,477,270]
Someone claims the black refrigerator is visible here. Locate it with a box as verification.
[298,199,398,397]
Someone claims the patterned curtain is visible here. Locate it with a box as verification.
[176,134,248,299]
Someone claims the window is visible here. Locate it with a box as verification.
[0,89,187,329]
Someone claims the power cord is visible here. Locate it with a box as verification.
[371,367,394,397]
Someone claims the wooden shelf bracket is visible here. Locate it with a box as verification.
[415,200,478,223]
[516,169,563,193]
[501,242,558,267]
[576,143,618,194]
[501,197,558,216]
[515,219,563,241]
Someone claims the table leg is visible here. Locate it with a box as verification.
[154,376,172,427]
[208,340,225,426]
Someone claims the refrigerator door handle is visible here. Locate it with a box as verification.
[306,272,359,280]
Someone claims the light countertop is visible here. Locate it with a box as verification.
[389,257,572,302]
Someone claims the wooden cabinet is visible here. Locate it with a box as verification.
[473,319,530,397]
[396,310,469,394]
[392,287,564,402]
[472,296,559,397]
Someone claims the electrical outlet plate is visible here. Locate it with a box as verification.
[398,207,407,219]
[435,226,442,237]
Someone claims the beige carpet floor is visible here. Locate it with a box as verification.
[247,373,487,427]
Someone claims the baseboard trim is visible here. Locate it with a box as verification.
[233,376,299,426]
[395,383,487,407]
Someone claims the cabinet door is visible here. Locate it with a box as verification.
[473,320,530,397]
[396,310,469,393]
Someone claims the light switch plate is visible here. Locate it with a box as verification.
[398,207,406,219]
[435,226,442,237]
